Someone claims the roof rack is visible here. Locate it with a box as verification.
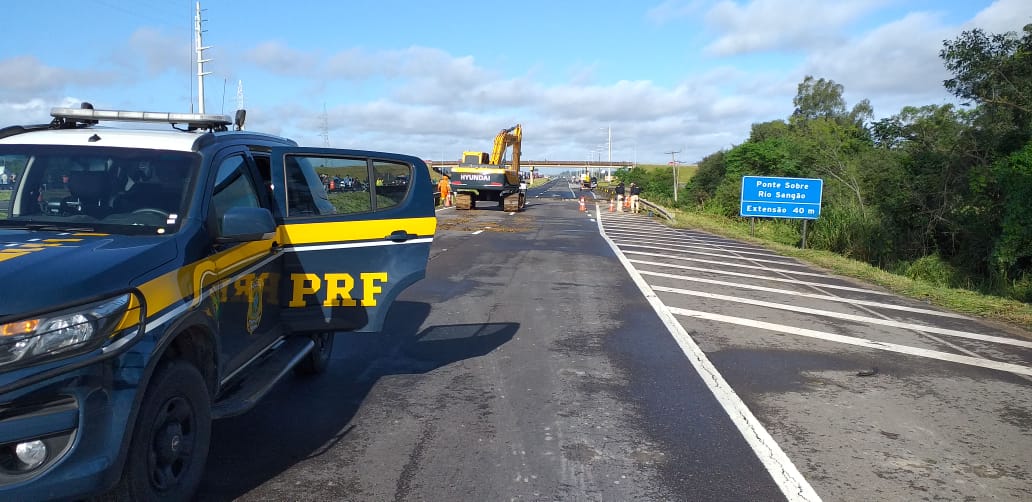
[50,106,233,132]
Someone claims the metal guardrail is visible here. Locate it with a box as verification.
[638,198,675,221]
[594,187,674,221]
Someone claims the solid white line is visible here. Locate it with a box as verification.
[619,242,809,268]
[623,250,833,278]
[638,269,969,319]
[668,307,1032,377]
[653,286,1032,349]
[596,213,822,501]
[284,237,434,252]
[630,258,891,295]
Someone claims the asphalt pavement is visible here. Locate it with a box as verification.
[196,180,1032,501]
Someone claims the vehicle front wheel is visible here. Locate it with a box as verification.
[294,332,335,376]
[113,360,211,501]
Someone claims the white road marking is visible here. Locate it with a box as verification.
[602,225,762,248]
[669,307,1032,377]
[605,232,785,258]
[597,214,822,502]
[619,242,809,268]
[623,250,833,278]
[654,286,1032,349]
[638,269,969,319]
[630,258,890,295]
[472,230,484,235]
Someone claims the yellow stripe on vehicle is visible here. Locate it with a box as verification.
[276,217,436,245]
[133,216,435,329]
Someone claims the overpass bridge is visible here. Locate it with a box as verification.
[426,160,635,170]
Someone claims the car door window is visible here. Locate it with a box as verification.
[211,155,260,230]
[282,155,371,216]
[372,160,412,210]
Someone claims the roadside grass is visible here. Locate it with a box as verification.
[667,209,1032,333]
[630,163,699,184]
[0,190,9,218]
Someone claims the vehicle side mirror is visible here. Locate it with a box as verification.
[217,206,276,243]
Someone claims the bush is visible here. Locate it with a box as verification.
[904,253,963,288]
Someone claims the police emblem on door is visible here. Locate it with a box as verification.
[246,275,264,334]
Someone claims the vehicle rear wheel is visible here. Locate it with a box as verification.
[294,332,334,376]
[114,359,211,501]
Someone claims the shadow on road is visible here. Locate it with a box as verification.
[196,301,517,500]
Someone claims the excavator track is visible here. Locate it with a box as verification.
[454,193,474,210]
[503,193,525,212]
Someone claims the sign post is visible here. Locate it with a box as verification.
[740,176,824,248]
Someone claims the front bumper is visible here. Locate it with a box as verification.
[0,355,142,501]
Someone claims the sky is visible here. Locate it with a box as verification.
[2,0,1031,165]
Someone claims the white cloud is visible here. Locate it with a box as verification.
[966,0,1032,33]
[801,11,953,114]
[244,41,319,75]
[704,0,884,55]
[125,28,188,76]
[0,97,86,126]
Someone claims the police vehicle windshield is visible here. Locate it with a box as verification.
[0,146,199,234]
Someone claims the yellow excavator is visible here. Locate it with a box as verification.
[448,124,526,211]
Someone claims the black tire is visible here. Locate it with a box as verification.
[294,332,334,376]
[114,360,211,501]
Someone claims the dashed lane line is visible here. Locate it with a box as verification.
[638,270,969,319]
[629,259,891,295]
[653,285,1032,349]
[598,213,822,502]
[668,307,1032,377]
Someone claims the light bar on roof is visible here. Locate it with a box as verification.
[50,107,232,127]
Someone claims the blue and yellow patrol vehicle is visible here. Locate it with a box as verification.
[0,104,435,500]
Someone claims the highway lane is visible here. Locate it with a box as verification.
[600,209,1032,501]
[195,190,1032,501]
[197,191,785,500]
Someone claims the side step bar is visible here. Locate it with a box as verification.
[211,336,314,419]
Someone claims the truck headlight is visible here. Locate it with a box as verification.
[0,294,138,369]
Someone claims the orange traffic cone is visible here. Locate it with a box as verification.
[579,196,586,212]
[608,199,615,212]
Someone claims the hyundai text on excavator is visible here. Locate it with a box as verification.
[449,124,526,211]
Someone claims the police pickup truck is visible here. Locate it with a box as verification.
[0,105,436,500]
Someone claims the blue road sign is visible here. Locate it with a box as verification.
[740,176,823,219]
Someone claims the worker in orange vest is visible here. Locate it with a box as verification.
[437,175,452,206]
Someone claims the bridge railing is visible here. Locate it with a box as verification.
[594,186,674,221]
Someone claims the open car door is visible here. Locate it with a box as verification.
[269,147,436,333]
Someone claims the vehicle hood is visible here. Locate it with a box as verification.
[0,229,177,318]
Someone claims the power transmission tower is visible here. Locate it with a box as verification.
[236,80,244,111]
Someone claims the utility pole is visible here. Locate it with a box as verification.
[321,103,330,147]
[665,150,681,203]
[194,2,211,113]
[607,124,612,163]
